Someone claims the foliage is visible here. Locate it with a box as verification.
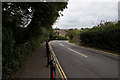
[52,35,68,40]
[69,39,80,45]
[2,2,67,78]
[67,29,80,40]
[80,21,120,53]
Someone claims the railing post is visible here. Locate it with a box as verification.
[50,59,56,80]
[46,40,49,57]
[46,39,50,67]
[46,39,56,79]
[46,40,50,66]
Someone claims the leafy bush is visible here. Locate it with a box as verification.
[80,21,120,53]
[67,29,80,40]
[2,27,51,78]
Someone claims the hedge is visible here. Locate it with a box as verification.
[80,22,120,54]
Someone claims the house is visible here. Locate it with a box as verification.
[55,29,67,37]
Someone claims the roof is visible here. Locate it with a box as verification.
[55,29,67,35]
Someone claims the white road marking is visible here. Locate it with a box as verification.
[68,48,88,58]
[59,43,64,46]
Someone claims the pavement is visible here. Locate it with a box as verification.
[17,42,50,78]
[50,40,119,78]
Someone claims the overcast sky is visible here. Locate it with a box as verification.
[52,0,119,29]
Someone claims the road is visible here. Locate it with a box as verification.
[50,40,118,78]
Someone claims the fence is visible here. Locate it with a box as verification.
[46,40,56,80]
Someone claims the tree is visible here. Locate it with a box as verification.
[2,2,68,78]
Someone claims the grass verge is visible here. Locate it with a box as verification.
[68,39,119,56]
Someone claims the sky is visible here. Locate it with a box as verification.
[52,0,119,29]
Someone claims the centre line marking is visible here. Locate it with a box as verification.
[60,43,64,46]
[68,48,88,58]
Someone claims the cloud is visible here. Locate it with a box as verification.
[118,1,120,20]
[53,0,118,29]
[69,0,119,2]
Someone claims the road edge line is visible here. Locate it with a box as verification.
[49,42,68,80]
[83,47,119,56]
[56,64,64,79]
[69,41,119,56]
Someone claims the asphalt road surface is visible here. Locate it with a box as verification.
[50,40,118,78]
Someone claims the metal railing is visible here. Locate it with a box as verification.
[46,40,56,80]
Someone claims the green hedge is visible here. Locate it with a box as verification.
[3,27,29,78]
[80,22,120,54]
[2,27,48,78]
[67,29,80,40]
